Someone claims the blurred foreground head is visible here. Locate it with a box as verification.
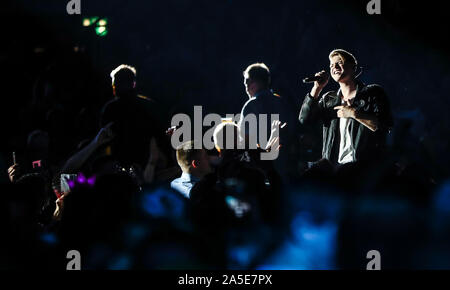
[176,141,212,177]
[213,122,241,154]
[58,172,138,249]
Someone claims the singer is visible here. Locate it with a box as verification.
[299,49,393,166]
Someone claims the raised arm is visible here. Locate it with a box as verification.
[299,70,330,125]
[61,123,115,173]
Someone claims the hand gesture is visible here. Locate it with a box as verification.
[53,194,66,221]
[334,105,356,119]
[313,70,329,89]
[265,120,285,151]
[165,126,177,136]
[94,122,115,146]
[310,70,329,98]
[7,164,20,183]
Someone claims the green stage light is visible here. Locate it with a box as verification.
[98,18,108,26]
[82,17,99,27]
[90,17,99,24]
[95,26,108,37]
[83,16,108,37]
[82,18,90,26]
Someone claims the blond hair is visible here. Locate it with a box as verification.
[329,49,358,69]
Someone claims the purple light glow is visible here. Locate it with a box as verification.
[77,173,86,184]
[87,176,96,186]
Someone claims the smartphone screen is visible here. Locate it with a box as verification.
[60,174,78,193]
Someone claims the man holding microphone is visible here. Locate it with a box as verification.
[299,49,393,166]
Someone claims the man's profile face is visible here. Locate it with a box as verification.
[329,54,354,83]
[244,77,256,98]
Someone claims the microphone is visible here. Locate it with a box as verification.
[302,67,363,84]
[302,75,322,83]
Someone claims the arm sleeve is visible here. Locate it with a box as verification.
[298,93,326,125]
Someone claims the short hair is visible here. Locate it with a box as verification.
[213,122,239,152]
[110,64,137,87]
[176,141,202,170]
[243,63,271,87]
[329,49,358,70]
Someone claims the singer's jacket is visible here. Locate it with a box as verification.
[299,80,393,164]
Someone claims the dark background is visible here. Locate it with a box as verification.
[1,0,450,270]
[1,0,450,174]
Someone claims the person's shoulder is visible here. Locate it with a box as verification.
[136,94,156,104]
[270,91,287,104]
[272,91,282,98]
[102,97,120,108]
[244,96,257,105]
[320,90,338,105]
[322,90,338,98]
[100,97,120,117]
[170,176,182,187]
[241,97,257,112]
[360,83,388,102]
[170,177,188,196]
[126,95,153,110]
[133,95,158,118]
[361,83,385,94]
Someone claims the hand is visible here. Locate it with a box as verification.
[310,70,329,98]
[270,120,281,135]
[165,126,177,136]
[94,122,115,146]
[334,105,356,119]
[265,136,280,152]
[265,120,284,151]
[7,164,20,183]
[53,194,66,221]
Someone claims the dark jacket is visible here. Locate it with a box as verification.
[299,80,393,164]
[239,89,299,178]
[100,95,159,169]
[239,89,296,146]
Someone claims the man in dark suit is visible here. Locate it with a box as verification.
[238,63,297,180]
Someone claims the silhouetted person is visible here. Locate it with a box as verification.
[100,64,162,173]
[238,63,298,181]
